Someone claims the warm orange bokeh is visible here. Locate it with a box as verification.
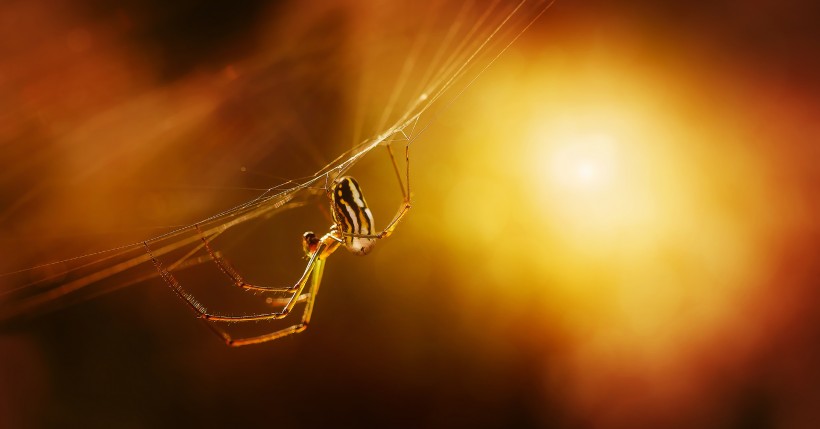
[1,1,818,428]
[417,24,818,425]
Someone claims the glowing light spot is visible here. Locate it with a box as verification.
[576,161,596,182]
[526,122,655,245]
[543,132,618,192]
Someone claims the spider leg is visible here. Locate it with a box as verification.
[346,201,411,240]
[143,240,324,322]
[195,225,306,293]
[345,142,412,241]
[380,140,412,239]
[222,258,326,347]
[386,140,408,201]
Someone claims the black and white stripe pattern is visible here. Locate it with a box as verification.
[331,176,377,255]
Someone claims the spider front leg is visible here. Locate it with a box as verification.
[218,258,326,347]
[143,233,337,345]
[196,224,332,293]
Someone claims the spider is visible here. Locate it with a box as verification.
[144,141,411,346]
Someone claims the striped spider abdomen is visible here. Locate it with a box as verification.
[331,176,377,255]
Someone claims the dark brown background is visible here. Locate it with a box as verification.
[1,1,818,428]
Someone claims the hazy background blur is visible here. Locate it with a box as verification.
[1,0,819,428]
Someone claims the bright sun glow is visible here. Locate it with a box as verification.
[547,132,618,191]
[525,113,660,248]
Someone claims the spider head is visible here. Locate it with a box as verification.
[302,231,320,256]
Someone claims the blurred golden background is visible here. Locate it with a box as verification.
[1,0,819,428]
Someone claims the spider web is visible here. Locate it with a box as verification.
[0,0,555,323]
